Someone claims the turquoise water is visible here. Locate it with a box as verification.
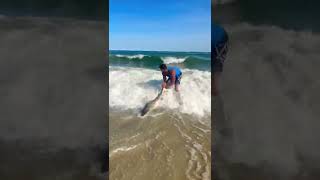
[109,50,211,71]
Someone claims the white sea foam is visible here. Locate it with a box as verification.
[115,54,147,59]
[109,66,211,117]
[161,56,188,64]
[109,144,140,157]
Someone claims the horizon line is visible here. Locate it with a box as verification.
[109,49,211,53]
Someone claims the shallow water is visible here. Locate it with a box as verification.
[109,110,211,180]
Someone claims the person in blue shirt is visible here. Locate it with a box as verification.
[212,23,229,96]
[159,64,182,92]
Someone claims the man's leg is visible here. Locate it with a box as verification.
[175,84,180,92]
[175,75,181,92]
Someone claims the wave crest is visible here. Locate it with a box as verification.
[115,54,147,59]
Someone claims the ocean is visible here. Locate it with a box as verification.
[109,50,212,180]
[213,1,320,180]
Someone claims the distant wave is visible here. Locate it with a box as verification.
[109,51,212,72]
[109,54,211,71]
[113,54,189,64]
[115,54,148,59]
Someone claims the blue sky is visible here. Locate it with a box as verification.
[109,0,211,52]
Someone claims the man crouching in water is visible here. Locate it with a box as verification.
[159,64,182,92]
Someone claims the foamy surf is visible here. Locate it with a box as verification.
[161,56,188,64]
[109,66,211,117]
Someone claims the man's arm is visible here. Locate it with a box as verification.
[163,74,167,82]
[161,74,167,89]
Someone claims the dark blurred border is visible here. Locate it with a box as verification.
[105,0,110,176]
[0,0,108,21]
[213,0,320,31]
[0,0,109,178]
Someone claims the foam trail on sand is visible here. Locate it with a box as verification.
[109,144,140,157]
